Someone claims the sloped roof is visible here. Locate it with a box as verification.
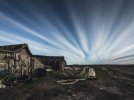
[33,55,66,63]
[0,43,32,55]
[34,55,64,59]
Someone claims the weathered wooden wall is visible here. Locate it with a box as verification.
[0,53,7,70]
[0,49,32,77]
[33,58,44,69]
[44,59,66,71]
[0,48,44,77]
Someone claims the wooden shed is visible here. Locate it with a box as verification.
[34,55,66,71]
[0,44,44,77]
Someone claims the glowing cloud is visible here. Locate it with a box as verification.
[0,0,134,64]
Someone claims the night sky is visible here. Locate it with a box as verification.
[0,0,134,64]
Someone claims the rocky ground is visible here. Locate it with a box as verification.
[0,66,134,100]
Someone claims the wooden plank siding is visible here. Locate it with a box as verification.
[0,44,44,77]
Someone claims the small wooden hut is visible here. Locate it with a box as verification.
[0,44,44,77]
[34,55,66,71]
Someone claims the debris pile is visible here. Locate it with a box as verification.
[0,80,6,88]
[0,73,32,88]
[57,67,96,85]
